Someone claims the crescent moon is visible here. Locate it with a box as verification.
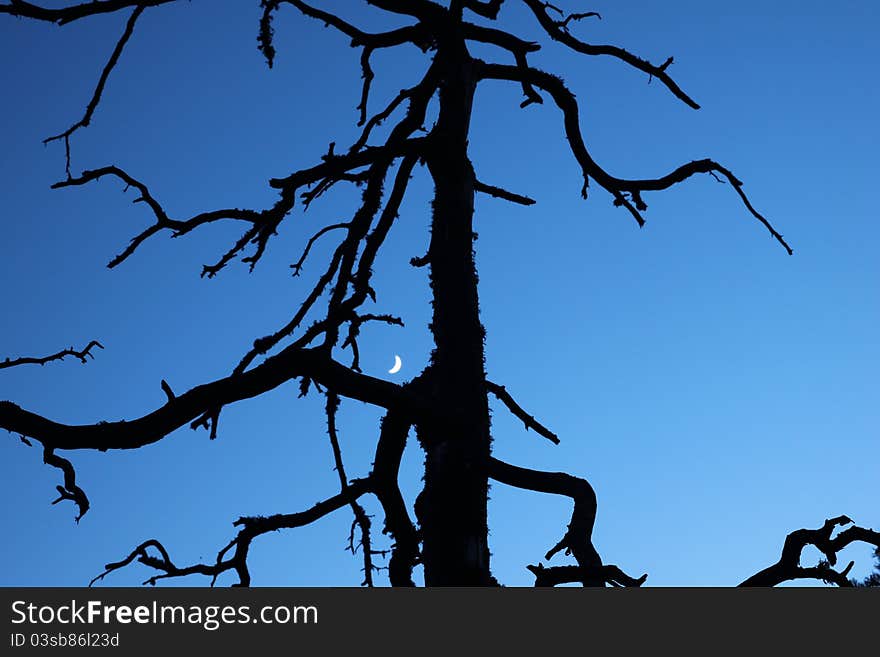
[388,355,402,374]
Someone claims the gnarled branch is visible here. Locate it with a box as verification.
[521,0,699,109]
[476,62,792,254]
[0,346,435,453]
[740,516,880,587]
[91,478,373,587]
[489,456,645,587]
[43,446,90,521]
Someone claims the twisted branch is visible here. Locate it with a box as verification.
[91,478,373,586]
[43,446,90,522]
[489,456,645,587]
[521,0,699,109]
[740,516,880,587]
[0,346,434,453]
[477,62,792,254]
[52,167,266,270]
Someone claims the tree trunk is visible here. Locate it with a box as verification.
[416,33,493,586]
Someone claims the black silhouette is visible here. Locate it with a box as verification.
[1,0,876,587]
[851,548,880,587]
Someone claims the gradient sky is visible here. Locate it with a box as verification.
[1,1,877,587]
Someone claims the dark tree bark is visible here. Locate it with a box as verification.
[1,0,875,588]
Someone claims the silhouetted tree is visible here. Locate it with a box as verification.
[1,0,877,587]
[851,548,880,587]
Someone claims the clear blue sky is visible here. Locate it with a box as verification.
[1,1,876,587]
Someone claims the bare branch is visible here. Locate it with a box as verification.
[296,5,428,126]
[306,89,433,353]
[319,160,396,349]
[527,563,646,587]
[91,478,373,586]
[228,151,407,379]
[409,252,430,268]
[364,0,444,22]
[486,381,557,443]
[489,456,645,587]
[463,0,504,19]
[0,346,435,452]
[325,392,376,586]
[291,222,351,277]
[463,22,539,55]
[43,5,144,178]
[260,1,428,64]
[349,64,438,155]
[462,22,542,106]
[260,0,430,129]
[269,137,426,190]
[0,0,174,25]
[284,0,366,41]
[42,446,90,521]
[90,539,219,587]
[371,409,419,586]
[342,314,404,372]
[477,62,792,254]
[740,516,880,587]
[52,167,266,268]
[340,154,420,316]
[557,11,601,31]
[521,0,699,109]
[235,242,348,376]
[55,136,424,278]
[1,340,103,370]
[474,180,535,206]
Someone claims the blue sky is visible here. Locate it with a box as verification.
[1,1,876,587]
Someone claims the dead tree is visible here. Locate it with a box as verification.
[1,0,876,587]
